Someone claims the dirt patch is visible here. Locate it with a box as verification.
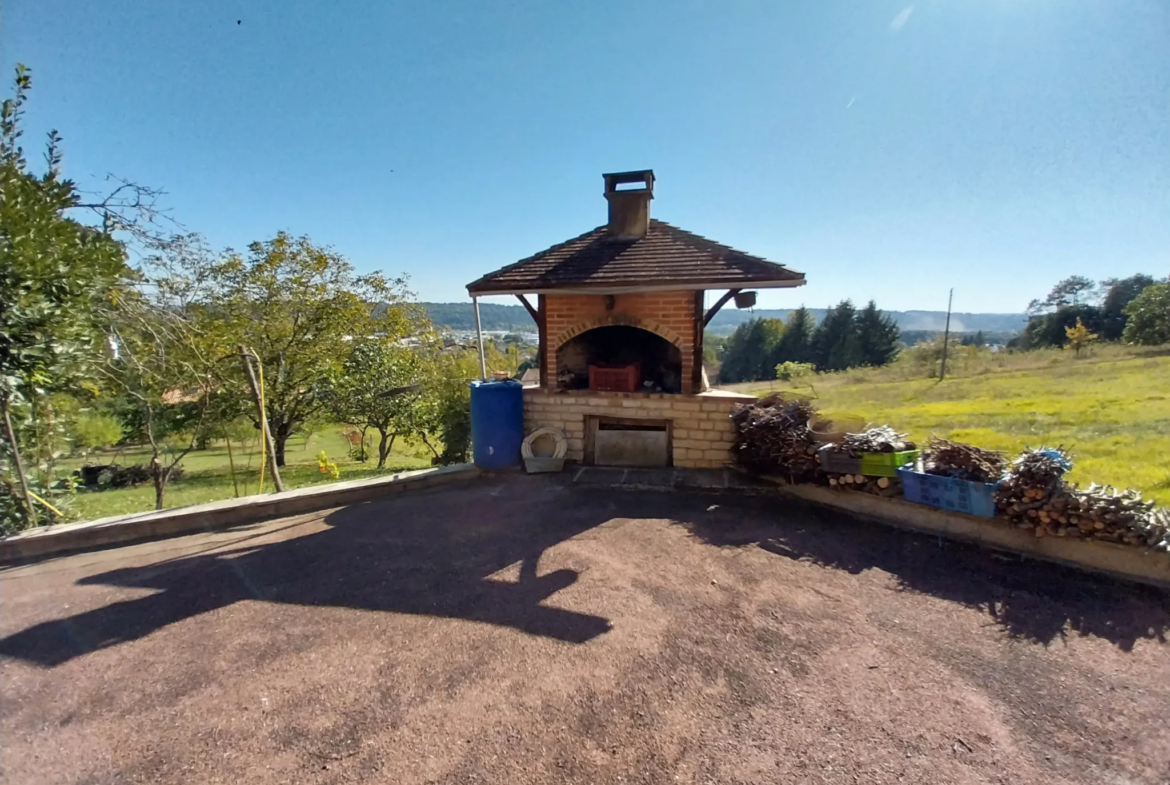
[2,476,1168,784]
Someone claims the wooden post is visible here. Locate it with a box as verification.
[1,393,36,525]
[239,347,284,492]
[940,288,954,381]
[472,296,487,380]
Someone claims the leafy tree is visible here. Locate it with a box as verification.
[1019,304,1103,350]
[812,300,861,372]
[1064,317,1098,357]
[1122,282,1170,346]
[772,307,816,366]
[855,300,900,367]
[1043,276,1098,310]
[207,233,422,466]
[1099,274,1156,340]
[321,341,428,469]
[0,64,128,524]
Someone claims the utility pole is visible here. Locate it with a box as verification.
[939,288,954,381]
[238,346,284,492]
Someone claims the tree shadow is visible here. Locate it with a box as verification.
[0,479,615,668]
[679,496,1170,651]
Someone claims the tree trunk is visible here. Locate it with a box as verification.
[151,454,166,511]
[274,431,288,468]
[377,431,396,469]
[1,394,36,526]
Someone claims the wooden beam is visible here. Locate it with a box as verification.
[702,289,741,328]
[515,294,538,323]
[537,295,548,389]
[693,290,705,393]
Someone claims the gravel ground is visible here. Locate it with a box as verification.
[2,475,1168,784]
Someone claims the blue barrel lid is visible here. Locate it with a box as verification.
[469,379,522,390]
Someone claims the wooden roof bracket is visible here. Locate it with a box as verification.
[515,294,539,322]
[702,289,741,328]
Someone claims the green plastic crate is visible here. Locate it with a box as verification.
[858,450,919,477]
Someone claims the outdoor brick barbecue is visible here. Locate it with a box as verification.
[466,170,806,468]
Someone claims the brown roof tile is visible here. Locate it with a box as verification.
[466,219,804,294]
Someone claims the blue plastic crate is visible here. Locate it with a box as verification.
[897,466,999,518]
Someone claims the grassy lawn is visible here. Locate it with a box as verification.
[732,346,1170,505]
[60,427,435,522]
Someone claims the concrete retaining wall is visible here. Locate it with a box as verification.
[771,480,1170,590]
[0,465,479,564]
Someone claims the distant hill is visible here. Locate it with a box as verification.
[421,302,536,331]
[703,308,1026,335]
[421,302,1026,336]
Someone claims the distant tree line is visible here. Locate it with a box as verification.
[1015,274,1170,349]
[717,300,900,383]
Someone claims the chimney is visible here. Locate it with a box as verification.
[603,169,654,240]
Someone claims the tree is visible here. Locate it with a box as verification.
[717,318,784,383]
[321,341,428,469]
[1043,276,1098,310]
[1122,282,1170,346]
[207,233,422,465]
[0,64,128,524]
[812,301,861,372]
[1064,317,1098,357]
[855,300,901,367]
[95,236,220,510]
[1100,274,1156,340]
[772,307,816,366]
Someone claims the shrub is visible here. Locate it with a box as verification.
[69,412,123,455]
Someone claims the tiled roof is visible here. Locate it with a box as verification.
[466,219,804,294]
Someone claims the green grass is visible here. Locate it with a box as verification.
[60,427,435,522]
[734,346,1170,505]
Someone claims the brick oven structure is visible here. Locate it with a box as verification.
[466,170,806,469]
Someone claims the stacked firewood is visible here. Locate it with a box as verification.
[995,447,1170,549]
[840,426,915,453]
[995,447,1072,533]
[923,437,1005,483]
[826,473,900,496]
[731,395,820,483]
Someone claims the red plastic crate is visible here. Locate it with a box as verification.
[589,363,640,392]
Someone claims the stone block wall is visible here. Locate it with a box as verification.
[543,292,698,394]
[523,388,752,469]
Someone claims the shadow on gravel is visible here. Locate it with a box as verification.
[682,496,1170,652]
[0,480,615,668]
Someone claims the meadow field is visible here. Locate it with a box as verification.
[732,344,1170,505]
[60,428,434,522]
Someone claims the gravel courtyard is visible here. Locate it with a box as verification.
[2,475,1168,784]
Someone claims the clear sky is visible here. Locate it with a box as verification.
[2,1,1167,314]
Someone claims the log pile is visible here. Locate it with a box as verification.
[731,396,820,483]
[923,437,1005,483]
[825,473,900,497]
[995,447,1072,532]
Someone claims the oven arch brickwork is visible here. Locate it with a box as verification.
[542,292,697,394]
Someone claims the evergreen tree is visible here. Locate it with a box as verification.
[812,301,861,371]
[717,317,785,382]
[772,306,816,366]
[856,300,900,367]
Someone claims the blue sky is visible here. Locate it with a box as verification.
[3,1,1167,314]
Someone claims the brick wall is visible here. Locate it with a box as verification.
[543,292,698,393]
[523,388,753,469]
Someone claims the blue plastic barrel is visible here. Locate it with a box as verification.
[469,380,524,469]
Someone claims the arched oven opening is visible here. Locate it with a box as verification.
[556,326,683,393]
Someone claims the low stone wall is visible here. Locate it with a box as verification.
[523,388,754,468]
